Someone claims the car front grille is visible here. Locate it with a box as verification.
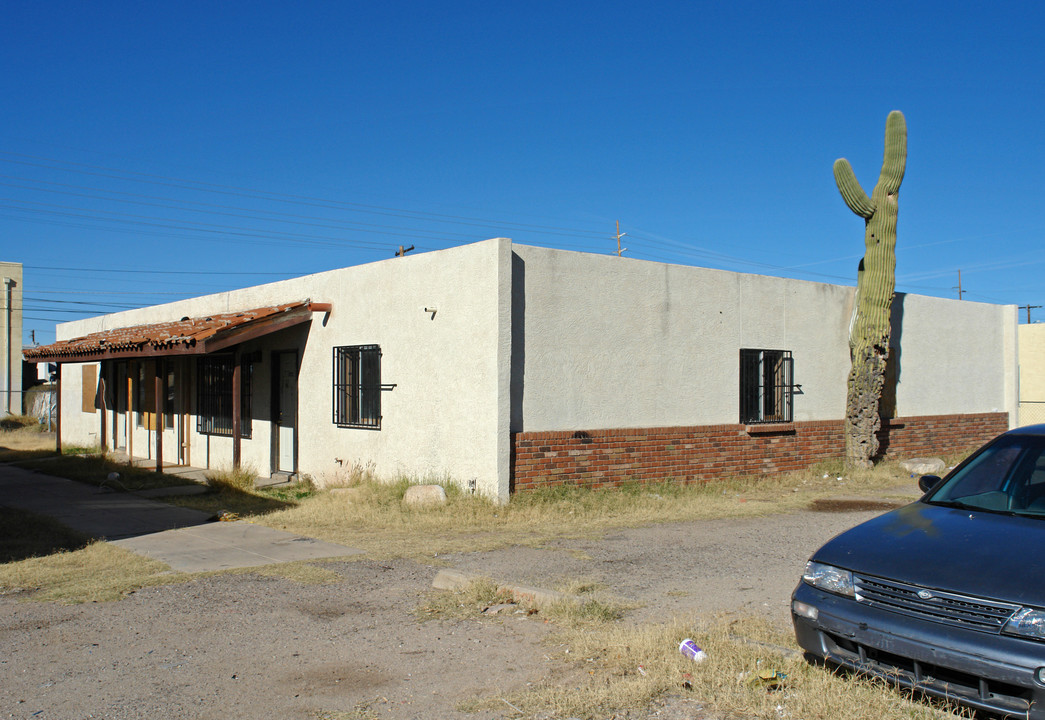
[854,574,1020,632]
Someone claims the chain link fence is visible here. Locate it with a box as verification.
[1019,401,1045,427]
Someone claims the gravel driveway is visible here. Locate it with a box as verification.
[0,506,894,720]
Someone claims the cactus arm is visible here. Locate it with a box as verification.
[834,159,875,218]
[877,110,907,195]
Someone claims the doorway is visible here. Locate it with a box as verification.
[273,351,298,474]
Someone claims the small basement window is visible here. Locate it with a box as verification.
[333,344,382,429]
[739,349,793,424]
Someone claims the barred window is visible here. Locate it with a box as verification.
[333,345,381,428]
[196,356,252,438]
[739,349,793,424]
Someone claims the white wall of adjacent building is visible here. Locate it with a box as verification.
[1,261,23,417]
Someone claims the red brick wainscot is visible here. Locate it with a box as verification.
[510,413,1010,492]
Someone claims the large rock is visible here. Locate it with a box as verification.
[402,484,447,507]
[900,457,946,475]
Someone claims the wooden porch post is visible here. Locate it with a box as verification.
[232,354,241,469]
[99,370,108,452]
[127,364,133,463]
[55,363,62,454]
[155,359,164,474]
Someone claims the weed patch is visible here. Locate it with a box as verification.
[253,460,926,561]
[0,425,56,462]
[0,541,184,603]
[205,464,259,492]
[466,613,969,720]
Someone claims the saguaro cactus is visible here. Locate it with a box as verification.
[835,110,907,469]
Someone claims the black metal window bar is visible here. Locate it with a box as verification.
[196,355,252,438]
[333,344,383,428]
[739,349,794,424]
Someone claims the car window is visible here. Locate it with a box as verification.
[931,435,1045,514]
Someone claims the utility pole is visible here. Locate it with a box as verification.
[615,220,627,257]
[1020,305,1042,323]
[953,270,964,300]
[395,245,414,257]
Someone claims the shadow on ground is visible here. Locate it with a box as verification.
[158,485,298,518]
[0,507,93,563]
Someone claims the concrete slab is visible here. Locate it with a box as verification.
[113,522,361,573]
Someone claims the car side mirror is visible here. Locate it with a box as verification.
[918,474,942,493]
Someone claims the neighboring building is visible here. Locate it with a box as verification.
[1019,323,1045,426]
[1,261,23,418]
[24,239,1018,502]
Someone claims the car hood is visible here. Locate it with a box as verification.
[812,502,1045,606]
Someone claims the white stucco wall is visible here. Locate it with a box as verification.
[54,239,512,500]
[512,245,1017,432]
[890,294,1017,424]
[512,245,854,430]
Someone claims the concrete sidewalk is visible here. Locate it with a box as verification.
[0,463,360,572]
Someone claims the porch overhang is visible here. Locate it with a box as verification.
[23,300,331,364]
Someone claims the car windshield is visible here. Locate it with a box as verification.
[928,434,1045,516]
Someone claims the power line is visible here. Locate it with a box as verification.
[0,150,611,238]
[25,266,309,277]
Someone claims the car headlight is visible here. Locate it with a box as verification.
[1004,608,1045,640]
[802,561,855,597]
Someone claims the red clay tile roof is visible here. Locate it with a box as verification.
[24,300,327,363]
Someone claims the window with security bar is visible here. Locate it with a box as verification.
[333,345,382,428]
[196,356,252,438]
[739,349,793,424]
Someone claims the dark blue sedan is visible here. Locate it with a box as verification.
[793,424,1045,719]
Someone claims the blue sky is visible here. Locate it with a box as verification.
[4,1,1044,344]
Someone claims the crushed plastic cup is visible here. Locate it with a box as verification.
[679,638,706,663]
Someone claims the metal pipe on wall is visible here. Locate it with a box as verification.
[2,277,10,415]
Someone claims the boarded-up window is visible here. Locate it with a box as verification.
[136,361,157,430]
[81,365,97,414]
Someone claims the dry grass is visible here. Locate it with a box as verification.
[0,414,41,431]
[418,576,629,627]
[247,561,343,585]
[0,541,184,603]
[465,613,970,720]
[425,577,971,720]
[205,464,261,492]
[252,459,925,561]
[0,423,56,462]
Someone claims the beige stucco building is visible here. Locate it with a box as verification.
[25,239,1018,502]
[1019,323,1045,426]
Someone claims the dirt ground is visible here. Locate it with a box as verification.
[0,506,892,720]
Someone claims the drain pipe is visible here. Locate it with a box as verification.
[2,276,10,416]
